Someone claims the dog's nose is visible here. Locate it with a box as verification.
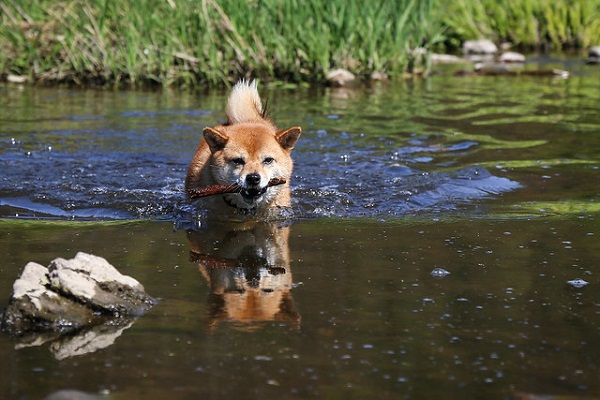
[245,173,261,186]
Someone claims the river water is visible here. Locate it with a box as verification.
[1,56,599,399]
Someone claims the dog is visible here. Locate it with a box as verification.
[186,80,301,218]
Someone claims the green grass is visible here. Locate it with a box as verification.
[0,0,599,88]
[443,0,600,49]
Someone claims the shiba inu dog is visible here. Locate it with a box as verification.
[185,80,301,217]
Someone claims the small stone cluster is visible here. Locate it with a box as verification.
[325,39,600,86]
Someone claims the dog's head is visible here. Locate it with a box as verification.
[203,122,301,210]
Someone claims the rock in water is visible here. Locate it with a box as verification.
[47,252,152,315]
[498,51,526,63]
[587,46,600,64]
[2,261,96,333]
[326,69,356,87]
[462,39,498,55]
[2,252,155,336]
[43,389,104,400]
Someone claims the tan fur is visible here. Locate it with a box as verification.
[188,222,300,330]
[225,79,264,123]
[186,80,301,217]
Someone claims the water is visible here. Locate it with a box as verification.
[1,55,600,399]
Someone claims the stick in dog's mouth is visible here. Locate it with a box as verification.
[188,177,287,199]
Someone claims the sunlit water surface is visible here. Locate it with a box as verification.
[1,56,599,399]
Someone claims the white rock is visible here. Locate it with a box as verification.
[2,252,154,336]
[431,53,463,63]
[6,74,27,84]
[499,51,526,63]
[67,252,143,290]
[12,262,51,310]
[370,71,388,81]
[463,39,498,55]
[327,69,356,86]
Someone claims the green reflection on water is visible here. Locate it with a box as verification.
[1,216,599,399]
[1,58,600,398]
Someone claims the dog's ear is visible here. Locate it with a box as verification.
[276,126,302,150]
[203,127,229,152]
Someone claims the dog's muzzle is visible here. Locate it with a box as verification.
[240,173,267,202]
[222,173,270,210]
[241,187,267,202]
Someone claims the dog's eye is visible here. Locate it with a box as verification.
[263,157,274,165]
[231,157,245,166]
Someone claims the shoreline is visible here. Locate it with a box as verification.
[1,0,598,89]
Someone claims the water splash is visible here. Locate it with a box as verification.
[0,126,520,220]
[567,278,589,288]
[0,87,527,221]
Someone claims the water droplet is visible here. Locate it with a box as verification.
[431,268,450,278]
[567,278,588,288]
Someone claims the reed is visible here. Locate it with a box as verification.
[0,0,444,87]
[1,0,598,88]
[444,0,600,49]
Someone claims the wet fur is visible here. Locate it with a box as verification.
[185,80,301,217]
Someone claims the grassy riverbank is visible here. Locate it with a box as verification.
[1,0,599,88]
[444,0,600,50]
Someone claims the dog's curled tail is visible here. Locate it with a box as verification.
[225,79,265,124]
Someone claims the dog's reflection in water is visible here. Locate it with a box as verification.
[187,221,300,330]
